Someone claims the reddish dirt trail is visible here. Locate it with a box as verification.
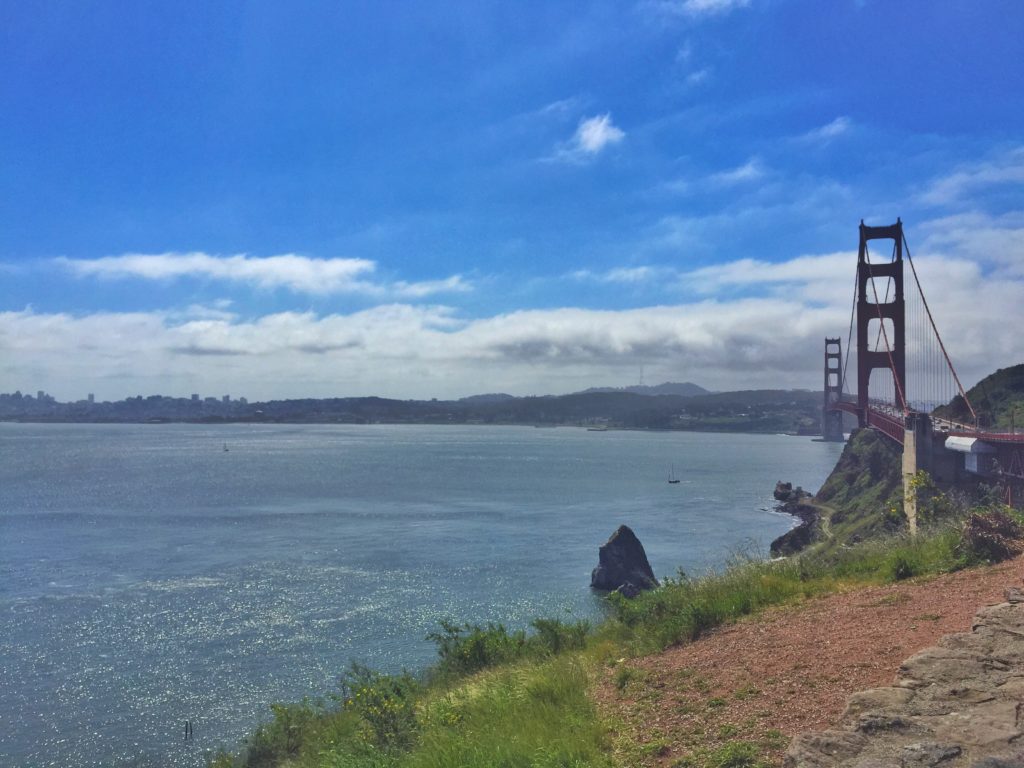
[595,556,1024,767]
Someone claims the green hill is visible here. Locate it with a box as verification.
[933,363,1024,429]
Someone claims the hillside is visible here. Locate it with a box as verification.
[576,382,710,397]
[0,387,823,433]
[813,428,905,547]
[770,428,904,556]
[933,362,1024,428]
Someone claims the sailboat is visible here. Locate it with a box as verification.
[223,442,229,452]
[668,465,681,484]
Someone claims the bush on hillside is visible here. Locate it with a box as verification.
[958,510,1024,564]
[339,663,420,751]
[427,617,591,678]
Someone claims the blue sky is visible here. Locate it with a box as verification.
[2,0,1023,401]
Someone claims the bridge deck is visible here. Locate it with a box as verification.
[829,401,1024,446]
[831,401,905,445]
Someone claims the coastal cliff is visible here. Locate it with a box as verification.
[771,428,904,556]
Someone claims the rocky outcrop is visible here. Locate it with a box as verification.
[771,512,820,557]
[771,481,821,557]
[785,588,1024,767]
[775,481,806,502]
[591,525,658,595]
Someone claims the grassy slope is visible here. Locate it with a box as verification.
[933,362,1024,429]
[812,428,905,552]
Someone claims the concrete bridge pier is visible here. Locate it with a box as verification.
[902,413,934,535]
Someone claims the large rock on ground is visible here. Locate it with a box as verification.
[785,593,1024,767]
[591,525,658,594]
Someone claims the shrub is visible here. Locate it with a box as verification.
[427,617,591,678]
[958,510,1024,564]
[340,662,420,751]
[241,699,326,767]
[530,617,590,655]
[427,620,528,676]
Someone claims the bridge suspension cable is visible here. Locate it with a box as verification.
[840,266,857,397]
[902,233,978,424]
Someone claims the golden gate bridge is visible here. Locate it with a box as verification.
[822,220,1024,524]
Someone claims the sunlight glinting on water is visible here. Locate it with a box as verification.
[0,423,843,767]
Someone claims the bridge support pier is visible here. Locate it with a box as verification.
[902,413,934,535]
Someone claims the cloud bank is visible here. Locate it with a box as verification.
[57,252,471,297]
[5,211,1022,403]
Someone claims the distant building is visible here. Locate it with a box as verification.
[37,390,45,400]
[222,395,230,403]
[87,393,95,403]
[191,394,200,402]
[238,397,248,405]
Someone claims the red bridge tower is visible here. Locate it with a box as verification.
[856,219,906,426]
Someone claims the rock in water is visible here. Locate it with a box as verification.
[591,525,658,594]
[773,480,794,501]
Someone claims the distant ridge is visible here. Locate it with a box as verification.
[575,381,709,397]
[1,384,822,433]
[458,393,516,403]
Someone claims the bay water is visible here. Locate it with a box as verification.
[0,423,843,767]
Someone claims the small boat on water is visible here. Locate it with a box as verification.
[668,465,681,484]
[223,443,229,452]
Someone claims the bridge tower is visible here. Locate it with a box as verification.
[822,337,845,441]
[856,219,906,427]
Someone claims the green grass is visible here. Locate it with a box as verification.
[405,657,613,768]
[214,656,612,768]
[214,507,1019,768]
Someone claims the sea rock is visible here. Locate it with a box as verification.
[591,525,658,594]
[774,481,810,504]
[774,480,795,501]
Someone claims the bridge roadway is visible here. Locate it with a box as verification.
[831,401,1024,447]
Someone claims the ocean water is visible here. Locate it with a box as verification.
[0,423,843,767]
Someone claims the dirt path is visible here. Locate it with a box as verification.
[595,556,1024,767]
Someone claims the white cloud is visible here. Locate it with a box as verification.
[572,266,668,284]
[709,158,765,185]
[391,275,472,298]
[685,67,711,86]
[537,97,584,117]
[918,210,1024,277]
[7,236,1022,402]
[7,212,1024,402]
[649,0,751,18]
[685,252,852,293]
[680,0,750,15]
[798,116,852,143]
[918,146,1024,206]
[548,113,625,162]
[55,252,471,297]
[573,113,625,154]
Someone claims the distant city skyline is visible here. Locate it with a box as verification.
[2,2,1022,401]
